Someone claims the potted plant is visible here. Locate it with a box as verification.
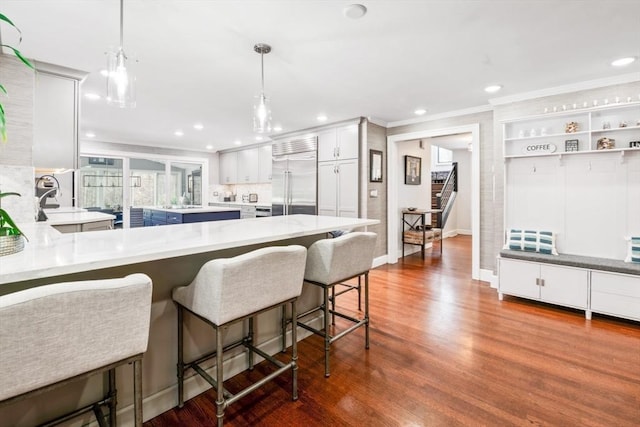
[1,12,35,141]
[0,191,28,256]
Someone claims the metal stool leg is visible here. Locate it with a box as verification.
[365,272,370,350]
[281,305,287,352]
[133,359,143,427]
[291,300,299,401]
[324,286,331,377]
[108,368,116,427]
[177,305,185,408]
[357,276,362,311]
[248,316,254,370]
[216,327,224,427]
[331,286,336,325]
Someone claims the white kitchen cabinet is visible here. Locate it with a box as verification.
[219,152,237,184]
[258,144,272,182]
[237,148,259,183]
[33,62,87,170]
[318,158,358,218]
[591,271,640,322]
[317,124,359,162]
[52,219,113,234]
[498,258,589,312]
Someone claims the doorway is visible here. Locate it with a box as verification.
[387,124,480,280]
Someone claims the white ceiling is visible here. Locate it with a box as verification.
[2,0,640,153]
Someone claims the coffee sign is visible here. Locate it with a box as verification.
[523,143,557,154]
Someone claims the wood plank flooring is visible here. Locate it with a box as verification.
[145,236,640,426]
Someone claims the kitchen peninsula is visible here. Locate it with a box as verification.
[0,214,379,426]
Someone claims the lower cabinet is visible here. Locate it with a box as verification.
[498,258,589,311]
[52,219,114,234]
[143,209,240,226]
[591,271,640,322]
[318,159,358,218]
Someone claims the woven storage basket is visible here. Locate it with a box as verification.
[403,230,438,245]
[0,234,25,257]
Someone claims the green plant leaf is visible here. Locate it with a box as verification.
[0,13,23,44]
[0,84,6,95]
[0,192,21,198]
[0,45,34,69]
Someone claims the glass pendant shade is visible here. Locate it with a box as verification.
[106,48,136,108]
[253,93,272,133]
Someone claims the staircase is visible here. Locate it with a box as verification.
[431,162,458,230]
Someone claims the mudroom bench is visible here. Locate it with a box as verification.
[498,250,640,322]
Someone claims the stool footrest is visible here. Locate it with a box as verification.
[226,363,295,407]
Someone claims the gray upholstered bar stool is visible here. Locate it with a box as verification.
[172,245,307,427]
[0,273,153,427]
[295,231,377,377]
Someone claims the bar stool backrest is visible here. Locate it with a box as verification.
[0,273,153,401]
[305,232,377,285]
[173,245,307,326]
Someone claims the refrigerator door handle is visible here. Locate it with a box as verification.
[282,169,288,215]
[286,170,292,214]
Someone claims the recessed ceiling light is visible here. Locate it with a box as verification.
[317,115,328,122]
[84,93,101,100]
[174,130,184,137]
[414,108,427,116]
[344,4,367,19]
[255,136,263,141]
[611,57,636,67]
[273,126,283,132]
[85,132,96,138]
[193,123,204,130]
[206,144,213,150]
[484,84,503,93]
[234,140,242,145]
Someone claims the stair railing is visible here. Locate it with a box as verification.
[435,162,458,229]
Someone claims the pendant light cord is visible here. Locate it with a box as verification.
[119,0,124,50]
[260,51,265,95]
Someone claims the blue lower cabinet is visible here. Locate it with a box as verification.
[143,209,240,226]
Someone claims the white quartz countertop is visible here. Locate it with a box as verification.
[147,206,241,214]
[0,215,378,285]
[44,211,116,226]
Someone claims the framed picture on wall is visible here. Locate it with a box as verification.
[404,155,421,185]
[369,149,383,182]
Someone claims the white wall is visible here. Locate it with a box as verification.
[451,148,472,234]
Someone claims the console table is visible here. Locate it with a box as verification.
[401,209,442,258]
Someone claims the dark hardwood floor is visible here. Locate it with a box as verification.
[145,236,640,426]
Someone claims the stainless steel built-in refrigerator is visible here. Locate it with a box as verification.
[271,136,317,216]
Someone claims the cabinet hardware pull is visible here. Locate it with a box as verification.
[539,279,545,287]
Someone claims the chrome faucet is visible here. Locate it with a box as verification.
[35,175,62,222]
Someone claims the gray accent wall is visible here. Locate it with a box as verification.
[365,121,388,258]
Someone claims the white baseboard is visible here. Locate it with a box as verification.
[480,268,498,288]
[372,254,387,268]
[110,316,325,425]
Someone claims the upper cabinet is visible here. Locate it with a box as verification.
[237,147,259,183]
[219,151,237,184]
[318,124,359,162]
[503,102,640,158]
[32,62,87,170]
[218,144,272,184]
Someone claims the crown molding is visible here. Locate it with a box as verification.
[387,104,493,128]
[489,72,640,106]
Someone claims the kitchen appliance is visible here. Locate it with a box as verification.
[249,193,258,203]
[256,206,271,217]
[272,136,317,216]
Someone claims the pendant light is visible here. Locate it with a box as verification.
[106,0,136,108]
[253,43,272,133]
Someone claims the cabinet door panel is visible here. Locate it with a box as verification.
[540,265,588,308]
[591,271,640,320]
[237,148,259,183]
[318,129,337,162]
[258,145,272,182]
[34,73,77,169]
[317,162,337,216]
[219,152,237,184]
[336,124,359,160]
[336,159,358,217]
[499,258,540,299]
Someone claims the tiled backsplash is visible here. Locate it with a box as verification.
[0,165,35,223]
[213,183,272,204]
